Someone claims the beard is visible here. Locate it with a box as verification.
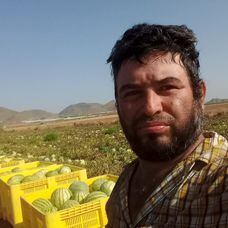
[118,101,203,162]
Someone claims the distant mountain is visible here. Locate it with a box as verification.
[205,98,228,105]
[59,100,116,117]
[1,109,58,123]
[0,107,18,122]
[0,101,116,123]
[103,100,116,111]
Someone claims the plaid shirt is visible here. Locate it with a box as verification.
[106,132,228,228]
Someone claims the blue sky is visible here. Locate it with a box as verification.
[0,0,227,113]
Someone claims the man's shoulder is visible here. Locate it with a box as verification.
[201,131,227,163]
[192,131,228,176]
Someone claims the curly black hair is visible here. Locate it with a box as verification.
[107,23,203,100]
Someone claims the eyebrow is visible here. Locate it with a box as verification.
[119,77,183,94]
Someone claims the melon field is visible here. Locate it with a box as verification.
[0,115,227,177]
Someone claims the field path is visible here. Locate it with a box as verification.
[3,114,119,131]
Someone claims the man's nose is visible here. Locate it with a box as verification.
[143,90,163,116]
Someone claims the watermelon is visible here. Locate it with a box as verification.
[0,171,12,176]
[37,163,50,167]
[60,200,79,210]
[100,180,115,196]
[34,169,49,178]
[83,191,107,203]
[11,167,23,172]
[51,188,72,209]
[46,170,59,177]
[7,174,24,185]
[58,166,71,174]
[71,190,89,203]
[32,198,57,214]
[69,181,89,193]
[91,178,107,191]
[21,175,40,183]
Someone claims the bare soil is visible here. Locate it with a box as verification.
[205,102,228,116]
[3,114,119,131]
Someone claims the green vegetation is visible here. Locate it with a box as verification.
[44,132,58,142]
[0,116,227,177]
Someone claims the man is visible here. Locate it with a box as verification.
[106,24,227,227]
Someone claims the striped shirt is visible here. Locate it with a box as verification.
[106,131,228,228]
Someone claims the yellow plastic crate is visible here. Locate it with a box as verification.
[21,174,118,228]
[0,159,25,219]
[0,160,53,177]
[0,160,53,220]
[0,163,87,228]
[0,159,25,169]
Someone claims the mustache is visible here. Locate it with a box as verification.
[134,114,175,126]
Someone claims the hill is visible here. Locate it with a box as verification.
[2,109,58,123]
[59,100,116,117]
[0,107,18,122]
[103,100,116,111]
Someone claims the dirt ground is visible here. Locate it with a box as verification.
[204,102,228,116]
[3,114,119,131]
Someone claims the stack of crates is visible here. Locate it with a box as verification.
[0,157,118,228]
[0,160,87,228]
[21,174,118,228]
[0,157,25,219]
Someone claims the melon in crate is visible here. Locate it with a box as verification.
[7,174,25,185]
[83,191,107,203]
[58,166,72,174]
[60,200,79,210]
[51,188,72,209]
[46,170,59,177]
[100,180,115,196]
[32,198,57,214]
[69,180,89,193]
[71,190,89,204]
[91,178,108,191]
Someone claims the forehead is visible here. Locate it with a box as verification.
[116,53,190,87]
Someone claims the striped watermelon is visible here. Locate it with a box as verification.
[51,188,72,209]
[91,178,107,191]
[7,174,24,185]
[100,180,115,196]
[83,191,107,203]
[46,170,59,177]
[32,198,57,214]
[58,166,71,174]
[11,167,23,172]
[21,175,40,183]
[69,181,89,193]
[34,169,49,178]
[71,190,89,203]
[60,200,79,210]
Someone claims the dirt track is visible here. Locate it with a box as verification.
[3,114,119,131]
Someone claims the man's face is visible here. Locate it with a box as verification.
[116,53,204,161]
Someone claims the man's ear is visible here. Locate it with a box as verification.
[199,81,206,109]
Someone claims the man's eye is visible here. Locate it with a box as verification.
[161,85,177,91]
[122,90,141,98]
